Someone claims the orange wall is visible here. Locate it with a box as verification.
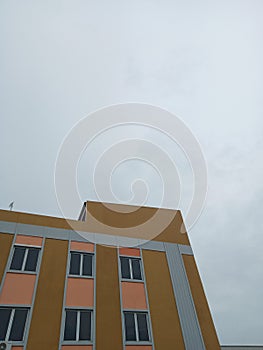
[70,241,94,252]
[0,273,36,304]
[122,282,147,310]
[66,277,94,307]
[15,235,43,247]
[119,247,140,256]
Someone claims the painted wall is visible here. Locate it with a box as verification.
[143,250,185,350]
[183,254,221,350]
[0,202,221,350]
[26,238,68,350]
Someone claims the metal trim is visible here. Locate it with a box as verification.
[0,221,191,254]
[164,242,205,350]
[178,244,193,255]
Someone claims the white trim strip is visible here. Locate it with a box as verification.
[21,248,29,271]
[6,308,15,341]
[0,221,192,254]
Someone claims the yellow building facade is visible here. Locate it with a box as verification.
[0,201,220,350]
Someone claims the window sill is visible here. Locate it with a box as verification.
[8,270,37,275]
[62,341,93,345]
[68,274,94,279]
[0,342,24,346]
[125,341,152,345]
[121,278,144,283]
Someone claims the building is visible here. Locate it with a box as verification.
[0,201,222,350]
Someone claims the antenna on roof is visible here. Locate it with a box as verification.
[9,201,14,211]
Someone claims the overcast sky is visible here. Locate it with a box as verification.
[1,0,263,345]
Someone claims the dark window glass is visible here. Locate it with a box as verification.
[0,308,12,340]
[79,311,91,340]
[9,309,28,341]
[131,259,142,280]
[120,257,130,279]
[10,247,26,270]
[64,310,77,340]
[124,312,136,341]
[24,248,40,272]
[137,313,149,341]
[82,254,92,276]
[69,253,80,275]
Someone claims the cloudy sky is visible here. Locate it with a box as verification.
[1,0,263,345]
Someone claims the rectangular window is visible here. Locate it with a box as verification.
[64,309,92,341]
[120,257,142,280]
[0,307,28,341]
[124,311,150,342]
[69,252,93,277]
[10,246,40,272]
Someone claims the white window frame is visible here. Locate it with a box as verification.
[124,311,151,342]
[69,251,93,277]
[0,307,28,342]
[63,309,93,342]
[10,245,40,272]
[120,256,143,281]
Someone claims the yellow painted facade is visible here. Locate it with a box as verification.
[0,202,220,349]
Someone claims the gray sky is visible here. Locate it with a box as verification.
[1,0,263,345]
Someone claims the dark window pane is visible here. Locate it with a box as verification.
[124,312,136,341]
[10,247,25,270]
[137,313,149,341]
[9,309,28,341]
[69,253,80,275]
[0,308,12,340]
[121,257,130,279]
[131,259,142,280]
[25,248,40,272]
[82,254,92,276]
[64,310,77,340]
[79,311,91,340]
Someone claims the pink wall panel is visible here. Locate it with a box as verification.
[15,235,43,247]
[122,282,147,310]
[66,277,94,307]
[61,346,92,350]
[0,273,36,304]
[119,247,140,257]
[70,241,94,253]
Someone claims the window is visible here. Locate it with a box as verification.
[0,307,28,341]
[10,246,40,272]
[69,252,93,277]
[120,257,142,280]
[124,311,150,342]
[64,309,92,341]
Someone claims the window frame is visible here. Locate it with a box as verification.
[123,310,151,343]
[68,251,94,278]
[0,306,29,343]
[9,245,41,273]
[63,308,93,344]
[120,256,143,281]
